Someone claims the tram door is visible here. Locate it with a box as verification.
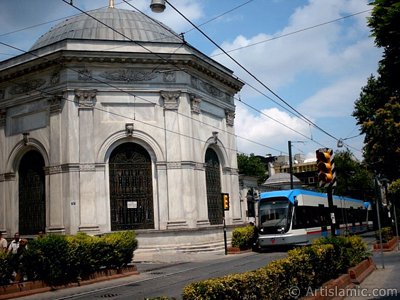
[109,143,154,230]
[205,148,223,225]
[18,150,46,235]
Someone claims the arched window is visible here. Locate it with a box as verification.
[109,143,154,230]
[205,148,223,225]
[18,150,46,235]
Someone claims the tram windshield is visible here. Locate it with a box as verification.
[259,197,290,234]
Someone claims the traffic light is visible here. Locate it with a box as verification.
[222,193,230,211]
[316,148,333,184]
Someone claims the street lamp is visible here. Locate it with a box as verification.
[150,0,166,13]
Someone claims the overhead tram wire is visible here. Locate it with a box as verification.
[60,0,333,152]
[0,40,282,156]
[210,9,373,57]
[0,3,366,152]
[2,1,330,154]
[184,0,256,34]
[6,0,352,152]
[0,2,311,154]
[157,0,348,145]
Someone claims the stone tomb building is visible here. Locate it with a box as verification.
[0,6,244,248]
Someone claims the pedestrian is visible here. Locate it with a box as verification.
[15,239,28,282]
[7,232,20,254]
[0,232,7,252]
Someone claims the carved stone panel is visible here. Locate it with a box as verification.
[100,69,157,82]
[191,76,229,102]
[78,68,93,81]
[9,79,46,95]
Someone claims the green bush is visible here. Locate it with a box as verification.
[375,227,394,243]
[5,231,138,287]
[0,251,14,285]
[22,235,77,286]
[183,236,371,300]
[231,225,256,249]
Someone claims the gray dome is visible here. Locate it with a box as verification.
[263,173,301,185]
[30,7,182,50]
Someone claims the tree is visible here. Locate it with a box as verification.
[237,153,267,184]
[353,0,400,181]
[333,150,374,200]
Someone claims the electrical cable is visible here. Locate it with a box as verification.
[0,39,283,155]
[2,1,362,155]
[159,0,358,148]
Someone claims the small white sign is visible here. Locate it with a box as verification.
[127,201,137,209]
[330,212,336,224]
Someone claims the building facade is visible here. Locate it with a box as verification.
[0,6,245,247]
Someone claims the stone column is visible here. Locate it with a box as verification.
[46,95,65,233]
[75,89,99,233]
[189,94,209,227]
[161,91,188,229]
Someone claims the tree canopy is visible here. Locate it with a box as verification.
[353,0,400,181]
[237,153,267,184]
[333,150,374,200]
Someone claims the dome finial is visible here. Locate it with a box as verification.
[109,0,115,8]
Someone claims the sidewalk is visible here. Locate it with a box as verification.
[345,249,400,299]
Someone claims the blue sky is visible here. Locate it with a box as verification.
[0,0,383,161]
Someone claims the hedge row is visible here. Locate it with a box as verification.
[231,225,256,249]
[182,235,370,300]
[0,231,137,286]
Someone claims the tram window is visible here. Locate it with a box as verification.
[349,207,356,226]
[335,207,343,225]
[293,207,308,229]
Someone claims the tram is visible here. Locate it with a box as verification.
[256,189,372,248]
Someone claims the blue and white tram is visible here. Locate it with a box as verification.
[257,189,372,248]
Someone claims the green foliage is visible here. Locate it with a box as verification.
[376,226,394,243]
[353,0,400,180]
[101,231,138,268]
[22,235,77,286]
[388,179,400,198]
[0,251,14,285]
[4,231,138,287]
[231,225,255,249]
[237,153,267,184]
[182,236,370,300]
[333,150,374,199]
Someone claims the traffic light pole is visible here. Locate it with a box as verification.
[327,185,336,237]
[223,214,228,255]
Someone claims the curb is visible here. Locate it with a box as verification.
[0,266,139,300]
[302,258,375,300]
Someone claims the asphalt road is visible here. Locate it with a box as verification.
[19,249,288,300]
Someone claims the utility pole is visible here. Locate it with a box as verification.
[288,141,293,189]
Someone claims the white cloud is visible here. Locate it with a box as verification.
[210,0,378,92]
[298,77,365,118]
[235,105,312,156]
